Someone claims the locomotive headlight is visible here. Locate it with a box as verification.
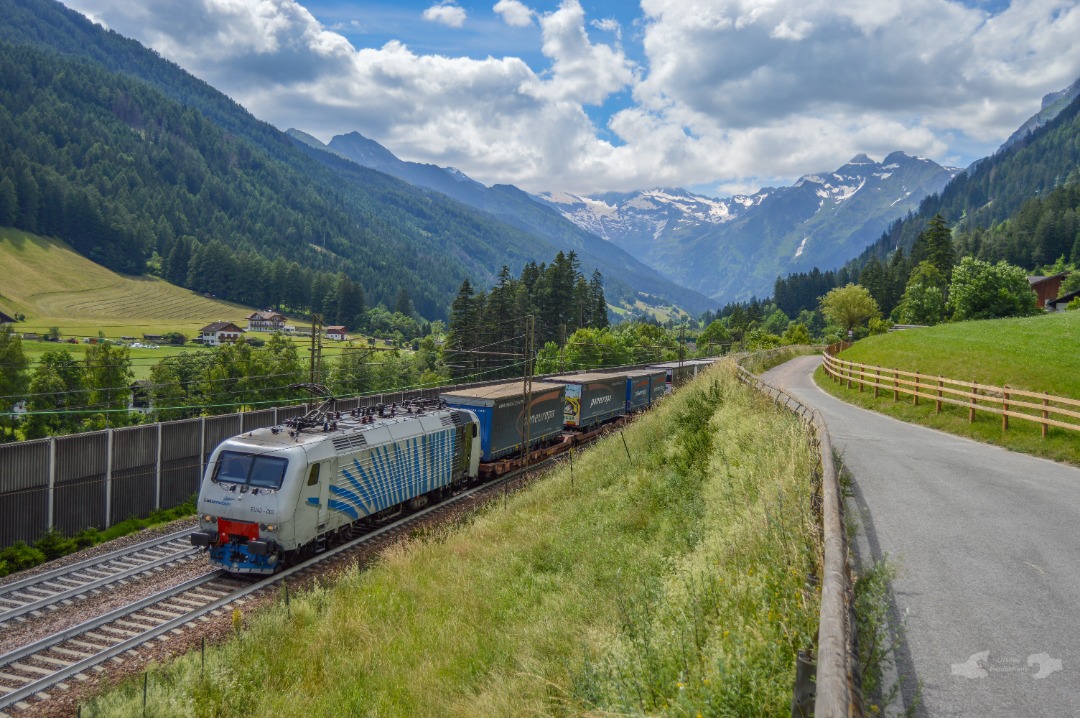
[202,514,217,523]
[260,523,276,532]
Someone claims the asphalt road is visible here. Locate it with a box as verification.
[762,355,1080,718]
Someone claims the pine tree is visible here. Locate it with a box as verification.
[446,279,478,379]
[0,175,17,227]
[394,288,414,317]
[912,215,955,280]
[589,270,608,329]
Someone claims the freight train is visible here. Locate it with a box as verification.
[191,364,701,574]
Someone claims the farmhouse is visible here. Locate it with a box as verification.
[0,311,14,324]
[199,322,244,346]
[325,325,348,341]
[1028,272,1068,308]
[246,311,287,332]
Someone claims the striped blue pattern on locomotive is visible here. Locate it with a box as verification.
[326,429,457,520]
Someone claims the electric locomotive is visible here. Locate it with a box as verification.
[191,396,481,574]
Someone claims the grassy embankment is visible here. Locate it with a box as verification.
[815,311,1080,464]
[0,229,367,378]
[88,362,821,717]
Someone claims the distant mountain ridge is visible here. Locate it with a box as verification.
[536,152,959,302]
[288,129,712,314]
[847,80,1080,273]
[999,78,1080,154]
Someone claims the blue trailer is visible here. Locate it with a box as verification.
[441,382,566,461]
[624,369,665,413]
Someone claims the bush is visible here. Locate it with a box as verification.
[947,257,1039,321]
[0,541,47,573]
[73,526,102,549]
[34,528,77,560]
[162,331,187,345]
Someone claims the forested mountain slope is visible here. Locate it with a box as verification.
[772,82,1080,314]
[0,0,709,320]
[852,90,1080,268]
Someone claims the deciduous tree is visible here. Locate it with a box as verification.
[819,284,882,333]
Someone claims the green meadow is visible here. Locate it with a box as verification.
[87,363,821,717]
[816,311,1080,464]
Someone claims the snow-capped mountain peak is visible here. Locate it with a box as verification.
[534,151,960,303]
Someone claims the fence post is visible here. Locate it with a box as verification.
[199,416,207,477]
[913,371,919,406]
[858,364,864,392]
[846,361,852,390]
[1002,385,1009,431]
[893,370,899,402]
[936,378,943,414]
[105,429,113,529]
[47,437,56,532]
[155,421,163,509]
[874,368,880,398]
[969,382,976,423]
[1042,394,1049,438]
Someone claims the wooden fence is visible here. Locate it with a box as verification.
[823,344,1080,436]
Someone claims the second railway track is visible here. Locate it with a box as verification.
[0,463,549,715]
[0,528,200,628]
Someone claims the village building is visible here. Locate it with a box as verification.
[1028,273,1068,309]
[245,311,287,332]
[325,325,348,341]
[199,321,244,346]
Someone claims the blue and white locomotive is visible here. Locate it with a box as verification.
[191,398,480,574]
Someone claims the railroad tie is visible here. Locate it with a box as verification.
[29,656,72,668]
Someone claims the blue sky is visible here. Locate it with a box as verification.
[65,0,1080,197]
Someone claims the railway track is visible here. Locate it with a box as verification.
[0,466,543,715]
[0,528,200,629]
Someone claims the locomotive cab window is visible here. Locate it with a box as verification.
[307,464,320,486]
[472,423,478,438]
[213,451,288,490]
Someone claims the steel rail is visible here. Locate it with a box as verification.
[0,527,197,597]
[0,545,202,625]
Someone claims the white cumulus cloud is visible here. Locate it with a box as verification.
[494,0,533,27]
[59,0,1080,195]
[422,1,467,28]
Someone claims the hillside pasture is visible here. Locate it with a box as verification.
[0,228,253,338]
[816,311,1080,464]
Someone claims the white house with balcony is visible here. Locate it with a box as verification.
[246,311,287,332]
[199,322,244,346]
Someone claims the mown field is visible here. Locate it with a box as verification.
[0,229,369,379]
[88,363,822,717]
[816,311,1080,464]
[0,229,253,338]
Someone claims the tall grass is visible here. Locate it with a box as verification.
[86,362,820,717]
